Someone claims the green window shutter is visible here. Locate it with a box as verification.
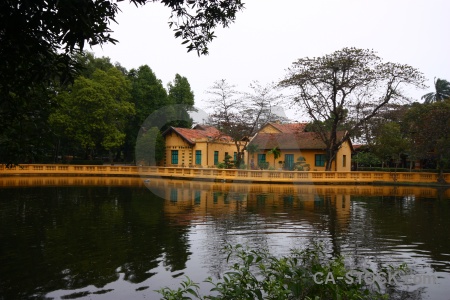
[214,151,219,165]
[195,150,201,165]
[315,154,325,167]
[171,150,179,164]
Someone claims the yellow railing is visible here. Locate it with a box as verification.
[0,164,448,184]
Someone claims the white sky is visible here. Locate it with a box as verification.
[93,0,450,122]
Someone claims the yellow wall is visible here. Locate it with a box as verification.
[164,132,237,167]
[249,140,352,171]
[259,124,281,133]
[164,132,193,167]
[336,140,352,172]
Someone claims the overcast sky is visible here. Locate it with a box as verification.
[93,0,450,122]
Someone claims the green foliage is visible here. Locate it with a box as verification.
[135,127,165,166]
[353,152,381,168]
[421,78,450,103]
[129,65,169,126]
[373,122,408,167]
[49,68,135,157]
[258,161,269,170]
[157,277,200,300]
[403,100,450,181]
[268,147,281,167]
[217,162,226,169]
[0,0,244,99]
[167,74,195,128]
[0,1,242,162]
[75,52,116,79]
[123,65,169,162]
[0,85,56,164]
[157,243,403,300]
[217,154,234,169]
[238,164,247,170]
[295,156,310,171]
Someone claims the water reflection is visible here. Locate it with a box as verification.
[0,177,449,299]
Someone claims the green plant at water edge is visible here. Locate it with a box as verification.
[157,276,200,300]
[157,243,405,299]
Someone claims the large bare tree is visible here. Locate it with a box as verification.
[279,47,426,171]
[206,79,282,167]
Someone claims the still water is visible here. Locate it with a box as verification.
[0,177,449,299]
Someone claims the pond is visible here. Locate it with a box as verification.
[0,177,449,299]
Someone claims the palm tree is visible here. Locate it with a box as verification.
[268,147,281,169]
[421,78,450,103]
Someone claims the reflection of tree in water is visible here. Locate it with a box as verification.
[344,194,450,270]
[2,183,447,299]
[196,189,336,280]
[0,186,192,299]
[339,194,450,300]
[196,191,272,280]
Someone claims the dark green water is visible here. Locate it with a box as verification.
[0,179,449,299]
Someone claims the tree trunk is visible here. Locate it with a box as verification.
[325,148,336,171]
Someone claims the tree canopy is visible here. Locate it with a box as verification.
[0,0,244,107]
[279,47,426,171]
[421,78,450,103]
[167,74,195,128]
[403,100,450,182]
[49,68,135,159]
[2,0,237,164]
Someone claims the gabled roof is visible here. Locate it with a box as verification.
[261,122,308,134]
[249,131,349,150]
[162,125,232,145]
[249,132,324,150]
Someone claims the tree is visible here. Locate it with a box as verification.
[279,47,425,171]
[352,152,381,170]
[372,122,408,169]
[0,0,245,96]
[135,127,165,166]
[0,86,56,165]
[0,0,244,165]
[206,80,281,167]
[49,68,135,160]
[403,100,450,183]
[246,144,259,169]
[354,103,409,147]
[167,74,195,128]
[123,65,169,162]
[268,147,281,169]
[421,78,450,103]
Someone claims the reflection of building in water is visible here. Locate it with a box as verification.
[156,180,352,230]
[1,177,448,199]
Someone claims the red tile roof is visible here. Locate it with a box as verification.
[162,125,232,145]
[267,122,308,133]
[249,131,347,150]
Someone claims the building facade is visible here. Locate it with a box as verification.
[162,125,238,167]
[248,122,353,171]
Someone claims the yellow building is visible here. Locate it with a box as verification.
[248,122,353,171]
[162,125,238,167]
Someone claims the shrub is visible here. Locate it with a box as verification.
[217,162,226,169]
[157,243,406,299]
[238,164,247,170]
[258,161,269,170]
